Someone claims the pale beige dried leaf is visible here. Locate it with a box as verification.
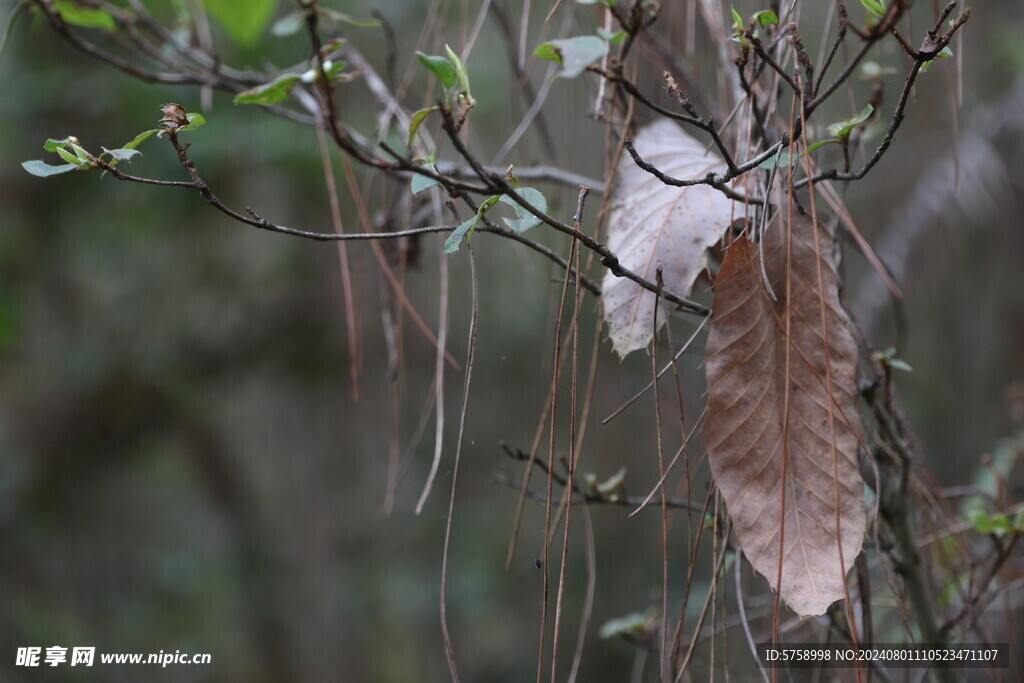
[602,119,738,357]
[704,213,865,617]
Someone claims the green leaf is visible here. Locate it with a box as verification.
[969,511,1015,537]
[102,147,142,162]
[498,187,547,232]
[600,610,658,639]
[920,46,953,73]
[325,60,349,80]
[534,36,608,78]
[179,112,206,132]
[533,43,561,63]
[44,137,75,152]
[596,28,626,44]
[234,74,301,105]
[445,44,472,97]
[859,0,885,18]
[416,52,457,91]
[731,6,744,29]
[754,10,779,27]
[806,139,837,154]
[870,346,913,372]
[70,143,90,162]
[55,146,87,166]
[22,160,78,177]
[204,0,276,47]
[826,104,874,139]
[887,358,913,372]
[411,164,441,194]
[270,10,307,37]
[408,106,440,149]
[122,129,161,151]
[296,60,347,84]
[444,195,502,253]
[444,216,478,254]
[53,1,116,30]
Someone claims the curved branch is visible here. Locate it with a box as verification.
[97,139,600,294]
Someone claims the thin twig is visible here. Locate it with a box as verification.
[798,7,970,188]
[439,109,711,316]
[621,139,771,204]
[437,245,479,683]
[494,448,702,512]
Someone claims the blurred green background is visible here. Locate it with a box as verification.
[1,1,1022,681]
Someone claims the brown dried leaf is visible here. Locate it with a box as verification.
[159,102,189,130]
[602,120,738,357]
[704,212,865,616]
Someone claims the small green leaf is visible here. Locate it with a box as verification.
[179,112,206,132]
[53,1,116,30]
[70,143,90,162]
[969,510,1015,537]
[204,0,276,47]
[887,358,913,372]
[600,610,658,640]
[271,10,307,37]
[920,46,953,73]
[408,106,440,149]
[325,60,349,80]
[44,137,75,152]
[55,146,87,166]
[234,74,301,105]
[122,129,160,150]
[416,52,457,90]
[411,164,441,194]
[533,43,561,63]
[731,6,744,29]
[534,36,608,78]
[478,195,502,213]
[22,160,78,177]
[859,0,885,18]
[826,104,874,139]
[445,44,472,98]
[596,28,626,44]
[444,195,502,253]
[102,147,142,162]
[806,139,837,154]
[871,346,913,372]
[444,216,478,254]
[754,10,779,27]
[498,187,547,232]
